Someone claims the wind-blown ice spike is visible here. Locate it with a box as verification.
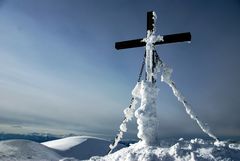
[156,55,219,142]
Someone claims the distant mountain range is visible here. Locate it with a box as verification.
[0,132,61,143]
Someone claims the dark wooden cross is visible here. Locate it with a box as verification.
[115,11,191,83]
[115,11,191,50]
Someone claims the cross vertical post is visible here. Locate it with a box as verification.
[145,11,157,84]
[134,11,160,145]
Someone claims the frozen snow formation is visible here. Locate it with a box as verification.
[134,81,159,145]
[89,138,240,161]
[160,61,219,142]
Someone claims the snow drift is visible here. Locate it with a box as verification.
[89,138,240,161]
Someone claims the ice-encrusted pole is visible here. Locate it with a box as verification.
[134,12,163,145]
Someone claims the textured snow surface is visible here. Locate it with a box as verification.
[0,139,61,161]
[0,137,239,161]
[88,138,240,161]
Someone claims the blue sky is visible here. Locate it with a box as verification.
[0,0,240,139]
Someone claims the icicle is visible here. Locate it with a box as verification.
[159,61,219,142]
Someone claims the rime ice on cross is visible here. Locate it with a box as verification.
[115,11,191,146]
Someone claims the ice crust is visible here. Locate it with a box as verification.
[134,81,159,145]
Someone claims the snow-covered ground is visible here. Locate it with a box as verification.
[89,138,240,161]
[0,139,61,161]
[0,136,239,161]
[0,136,125,161]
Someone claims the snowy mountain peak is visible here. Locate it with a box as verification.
[0,139,61,160]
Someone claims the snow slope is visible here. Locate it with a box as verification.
[88,138,240,161]
[43,136,125,160]
[0,139,61,161]
[0,137,239,161]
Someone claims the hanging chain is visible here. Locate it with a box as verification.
[153,50,162,66]
[108,53,146,154]
[137,52,146,82]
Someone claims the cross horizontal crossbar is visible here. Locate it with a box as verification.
[115,32,191,50]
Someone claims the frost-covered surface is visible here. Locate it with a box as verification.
[160,62,218,141]
[0,139,61,161]
[132,11,163,146]
[88,138,240,161]
[43,136,125,160]
[134,81,159,145]
[142,17,163,83]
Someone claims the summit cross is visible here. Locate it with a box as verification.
[109,11,218,154]
[115,11,191,146]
